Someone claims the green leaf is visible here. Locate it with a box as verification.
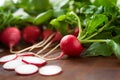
[106,40,120,59]
[34,10,53,25]
[86,14,108,35]
[15,0,52,15]
[50,0,69,9]
[50,18,68,35]
[93,0,117,7]
[85,42,113,56]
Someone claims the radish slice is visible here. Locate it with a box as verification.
[0,54,17,63]
[3,59,25,70]
[17,52,34,56]
[39,65,62,76]
[22,56,46,67]
[15,64,38,75]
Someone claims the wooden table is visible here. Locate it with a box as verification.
[0,45,120,80]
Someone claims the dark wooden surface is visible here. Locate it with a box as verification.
[0,46,120,80]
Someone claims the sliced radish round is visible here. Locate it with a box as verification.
[3,59,25,70]
[0,54,17,63]
[22,56,46,67]
[17,52,34,56]
[39,65,62,76]
[15,64,38,75]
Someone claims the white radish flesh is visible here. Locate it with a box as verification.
[22,56,46,67]
[3,59,25,70]
[39,65,62,76]
[15,64,38,75]
[0,54,17,63]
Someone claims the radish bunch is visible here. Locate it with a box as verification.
[0,54,62,76]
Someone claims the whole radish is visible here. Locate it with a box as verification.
[22,25,41,44]
[60,35,83,57]
[1,27,21,48]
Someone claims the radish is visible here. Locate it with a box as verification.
[15,64,38,75]
[60,35,83,57]
[3,58,25,70]
[22,56,46,67]
[1,27,21,48]
[0,54,18,63]
[22,25,41,44]
[39,65,62,76]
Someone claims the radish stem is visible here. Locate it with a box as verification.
[42,44,60,58]
[36,42,52,55]
[29,34,54,51]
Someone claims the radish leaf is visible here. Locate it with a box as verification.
[86,14,108,35]
[106,40,120,59]
[85,42,112,56]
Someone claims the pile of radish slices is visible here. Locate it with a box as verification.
[0,53,62,76]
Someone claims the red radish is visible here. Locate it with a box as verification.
[42,35,83,60]
[3,59,25,70]
[0,54,18,63]
[1,27,21,48]
[15,64,38,75]
[22,25,41,44]
[39,65,62,76]
[73,27,79,37]
[22,56,46,67]
[60,35,83,57]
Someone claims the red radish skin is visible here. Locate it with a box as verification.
[39,65,62,76]
[1,27,21,47]
[73,27,79,37]
[22,56,46,67]
[51,31,62,43]
[0,54,18,63]
[22,25,41,44]
[60,35,83,57]
[42,29,54,40]
[15,64,38,76]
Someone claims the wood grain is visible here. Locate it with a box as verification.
[0,46,120,80]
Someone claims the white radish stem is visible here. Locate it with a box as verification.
[42,44,60,58]
[10,34,55,54]
[10,46,33,54]
[29,34,55,51]
[36,42,52,55]
[28,40,44,51]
